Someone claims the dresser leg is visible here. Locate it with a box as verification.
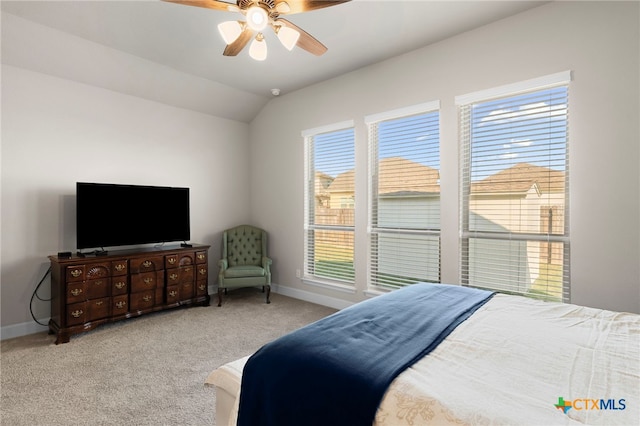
[55,332,70,345]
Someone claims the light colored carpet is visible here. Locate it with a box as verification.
[0,288,336,425]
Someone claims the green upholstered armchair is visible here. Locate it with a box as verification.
[217,225,272,306]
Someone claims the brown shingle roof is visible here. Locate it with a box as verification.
[328,157,440,195]
[471,163,565,194]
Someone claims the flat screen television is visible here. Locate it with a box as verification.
[76,182,190,251]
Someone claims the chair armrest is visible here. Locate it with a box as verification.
[218,259,228,270]
[262,256,272,272]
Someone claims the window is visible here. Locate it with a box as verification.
[457,72,571,302]
[303,121,355,285]
[366,102,440,289]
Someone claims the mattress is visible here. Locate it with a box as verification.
[206,293,640,425]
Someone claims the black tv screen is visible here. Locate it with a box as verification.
[76,182,190,250]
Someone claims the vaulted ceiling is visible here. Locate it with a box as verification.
[1,0,547,122]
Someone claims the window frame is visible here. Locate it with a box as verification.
[302,120,356,291]
[456,71,572,302]
[366,101,442,291]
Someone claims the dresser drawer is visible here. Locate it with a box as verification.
[66,265,86,283]
[178,253,195,267]
[66,282,86,304]
[112,295,129,315]
[85,263,110,280]
[165,254,179,269]
[196,265,208,280]
[111,260,128,276]
[86,277,110,300]
[112,276,128,295]
[130,272,159,293]
[180,282,194,300]
[66,302,87,326]
[167,270,180,286]
[129,256,164,273]
[195,251,207,264]
[130,290,156,311]
[166,286,180,305]
[87,297,111,321]
[179,265,194,283]
[196,280,208,297]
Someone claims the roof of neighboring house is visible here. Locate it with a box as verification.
[471,163,565,194]
[324,160,564,197]
[328,157,440,195]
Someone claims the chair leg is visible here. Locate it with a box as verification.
[265,285,271,304]
[217,288,223,307]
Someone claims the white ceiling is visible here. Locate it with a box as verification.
[1,0,547,121]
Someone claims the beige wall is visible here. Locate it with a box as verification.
[1,21,252,336]
[249,1,640,313]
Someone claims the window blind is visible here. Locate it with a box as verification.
[366,102,441,289]
[303,122,355,285]
[457,73,571,302]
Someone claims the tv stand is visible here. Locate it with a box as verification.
[48,244,210,344]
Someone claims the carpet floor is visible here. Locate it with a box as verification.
[0,288,336,425]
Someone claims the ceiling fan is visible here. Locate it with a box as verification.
[163,0,351,60]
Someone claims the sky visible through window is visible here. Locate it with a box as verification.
[313,87,566,182]
[470,86,568,181]
[378,112,440,171]
[313,128,355,178]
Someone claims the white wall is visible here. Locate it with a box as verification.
[249,1,640,313]
[1,68,250,335]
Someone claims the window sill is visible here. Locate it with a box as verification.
[301,277,357,294]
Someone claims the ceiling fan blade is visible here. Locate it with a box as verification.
[278,18,327,56]
[223,28,254,56]
[278,0,350,15]
[161,0,236,12]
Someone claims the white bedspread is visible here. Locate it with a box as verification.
[206,294,640,425]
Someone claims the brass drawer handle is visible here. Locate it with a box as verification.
[199,284,205,291]
[95,280,103,286]
[115,264,125,272]
[116,301,126,309]
[142,260,152,268]
[184,267,192,272]
[169,290,178,297]
[170,273,178,280]
[168,258,176,264]
[143,277,153,284]
[71,288,83,296]
[143,295,152,302]
[71,310,83,318]
[115,282,125,289]
[197,254,205,261]
[95,301,103,306]
[71,269,82,278]
[199,268,206,275]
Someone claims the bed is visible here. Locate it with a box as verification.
[205,283,639,426]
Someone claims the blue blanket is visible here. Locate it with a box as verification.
[237,283,494,426]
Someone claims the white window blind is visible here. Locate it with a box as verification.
[457,72,571,302]
[366,102,440,289]
[303,122,355,285]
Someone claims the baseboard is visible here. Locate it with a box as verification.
[271,284,354,311]
[1,320,49,341]
[1,285,351,341]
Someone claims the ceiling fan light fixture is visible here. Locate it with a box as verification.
[249,33,267,61]
[217,20,243,45]
[276,25,300,51]
[246,6,269,32]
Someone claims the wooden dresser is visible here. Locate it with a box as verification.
[48,244,210,344]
